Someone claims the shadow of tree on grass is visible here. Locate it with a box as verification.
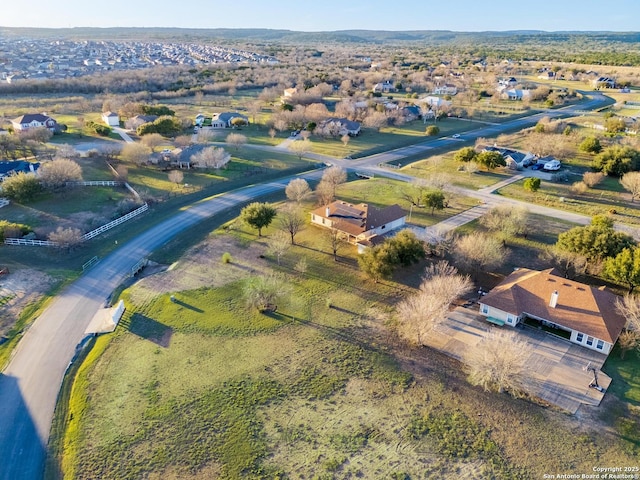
[127,314,173,348]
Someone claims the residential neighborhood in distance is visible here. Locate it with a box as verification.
[0,37,278,83]
[0,18,639,480]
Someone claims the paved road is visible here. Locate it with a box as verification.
[0,91,613,480]
[0,172,322,480]
[112,127,134,143]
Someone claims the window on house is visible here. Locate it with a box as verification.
[586,336,594,346]
[596,340,604,350]
[576,333,584,343]
[481,304,488,314]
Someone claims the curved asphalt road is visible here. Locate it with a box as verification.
[0,91,611,480]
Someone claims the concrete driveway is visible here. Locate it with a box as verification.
[426,307,611,414]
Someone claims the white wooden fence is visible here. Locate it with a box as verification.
[4,203,149,247]
[4,238,57,246]
[66,181,123,187]
[82,203,149,241]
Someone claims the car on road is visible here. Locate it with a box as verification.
[531,163,545,170]
[544,159,561,171]
[452,134,461,138]
[161,149,172,154]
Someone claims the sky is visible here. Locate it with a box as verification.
[1,0,639,32]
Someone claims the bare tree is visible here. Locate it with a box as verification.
[363,111,388,131]
[463,161,479,175]
[583,171,605,188]
[321,166,347,198]
[243,274,289,312]
[267,230,291,265]
[285,178,312,203]
[191,146,231,169]
[465,330,532,396]
[325,224,347,261]
[49,226,84,250]
[196,129,218,144]
[247,100,262,125]
[121,143,152,165]
[479,205,529,246]
[617,330,640,359]
[116,165,128,181]
[341,134,351,147]
[621,172,640,202]
[141,133,165,152]
[540,246,587,279]
[397,261,472,345]
[174,135,193,148]
[168,170,184,187]
[38,159,82,190]
[316,180,335,205]
[269,128,277,140]
[616,294,640,333]
[278,204,306,244]
[454,233,505,278]
[288,139,312,159]
[54,144,78,160]
[226,132,247,151]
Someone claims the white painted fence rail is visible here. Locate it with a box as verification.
[4,203,149,247]
[66,181,124,187]
[81,203,148,241]
[4,238,57,246]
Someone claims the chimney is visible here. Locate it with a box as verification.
[325,207,330,217]
[549,290,559,308]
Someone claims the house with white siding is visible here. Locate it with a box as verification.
[310,200,406,251]
[479,268,626,356]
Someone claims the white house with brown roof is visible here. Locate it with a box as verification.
[479,268,626,355]
[310,200,406,248]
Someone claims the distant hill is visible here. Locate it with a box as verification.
[0,27,638,45]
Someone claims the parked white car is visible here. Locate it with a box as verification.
[544,159,561,171]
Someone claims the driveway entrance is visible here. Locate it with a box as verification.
[425,307,611,414]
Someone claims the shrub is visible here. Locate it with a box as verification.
[425,125,440,136]
[523,177,541,192]
[0,220,32,241]
[84,121,112,137]
[1,172,42,202]
[569,181,587,195]
[221,252,233,264]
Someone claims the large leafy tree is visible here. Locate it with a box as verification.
[453,147,477,163]
[387,230,426,267]
[240,202,277,237]
[358,243,397,283]
[475,151,506,170]
[593,146,640,177]
[556,215,635,261]
[1,172,42,203]
[604,247,640,293]
[423,190,446,215]
[579,136,602,154]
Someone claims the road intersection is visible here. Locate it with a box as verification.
[0,92,619,479]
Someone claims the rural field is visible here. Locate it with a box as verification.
[49,205,640,479]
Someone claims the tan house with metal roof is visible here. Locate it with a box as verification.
[310,200,406,249]
[479,268,626,355]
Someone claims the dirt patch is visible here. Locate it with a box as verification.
[0,269,56,337]
[128,234,269,304]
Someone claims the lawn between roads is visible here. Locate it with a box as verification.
[49,204,640,479]
[3,91,636,480]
